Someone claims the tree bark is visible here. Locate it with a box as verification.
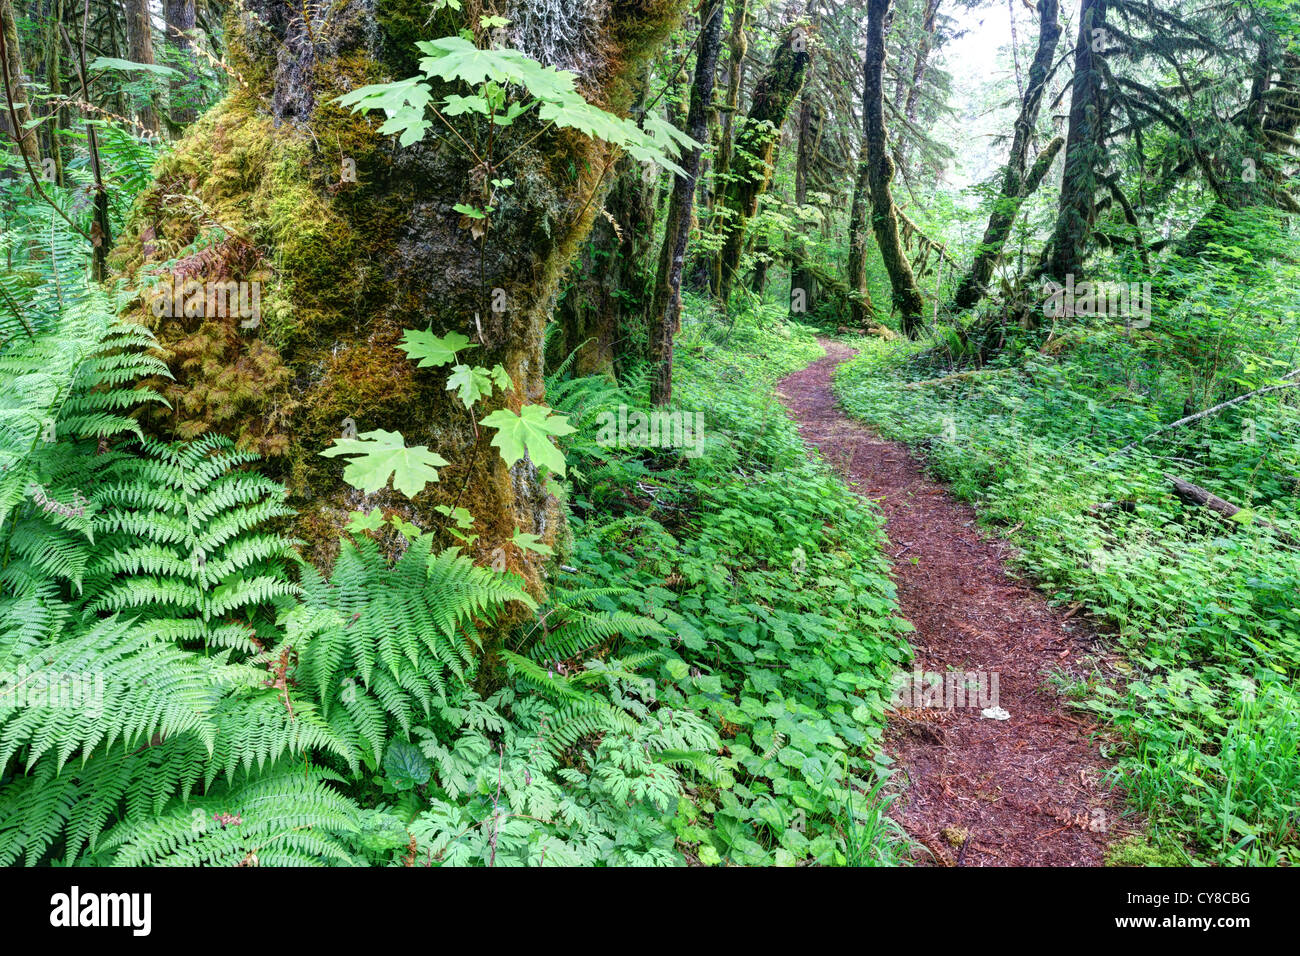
[902,0,941,128]
[124,0,159,133]
[553,150,656,380]
[0,0,38,167]
[553,68,657,381]
[649,0,724,407]
[709,0,749,296]
[1046,0,1107,281]
[165,0,198,126]
[952,0,1062,310]
[789,90,820,316]
[110,0,688,608]
[846,145,875,326]
[716,25,809,304]
[865,0,924,335]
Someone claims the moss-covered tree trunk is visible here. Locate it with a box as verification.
[845,146,875,326]
[551,156,655,379]
[1046,0,1107,282]
[789,89,819,316]
[952,0,1061,310]
[552,67,657,381]
[111,0,686,605]
[648,0,723,407]
[708,0,749,295]
[124,0,159,133]
[902,0,941,127]
[864,0,923,335]
[716,25,809,304]
[0,0,38,167]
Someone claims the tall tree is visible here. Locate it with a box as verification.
[0,0,39,166]
[1046,0,1108,281]
[648,0,724,407]
[715,24,810,304]
[124,0,159,133]
[789,90,820,315]
[709,0,749,294]
[165,0,198,126]
[952,0,1062,310]
[552,69,658,380]
[846,142,875,327]
[864,0,924,335]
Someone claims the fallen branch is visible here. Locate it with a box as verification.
[1096,370,1300,463]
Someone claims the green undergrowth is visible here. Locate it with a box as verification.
[833,288,1300,865]
[548,294,914,865]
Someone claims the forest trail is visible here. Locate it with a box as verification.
[777,340,1128,866]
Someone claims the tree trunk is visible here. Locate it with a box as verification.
[124,0,159,133]
[709,0,749,296]
[109,0,687,607]
[553,67,657,381]
[165,0,198,127]
[952,0,1062,310]
[789,90,820,316]
[716,25,809,304]
[0,0,38,167]
[902,0,941,128]
[865,0,924,336]
[649,0,724,407]
[1046,0,1107,281]
[846,145,875,326]
[553,150,656,380]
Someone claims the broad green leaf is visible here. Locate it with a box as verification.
[434,505,476,529]
[320,429,448,497]
[399,328,475,368]
[89,56,178,76]
[512,530,553,556]
[345,509,385,533]
[384,740,432,790]
[442,94,491,117]
[480,404,576,475]
[388,515,425,540]
[447,363,493,408]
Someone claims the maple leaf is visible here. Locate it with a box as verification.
[479,404,576,476]
[320,429,448,497]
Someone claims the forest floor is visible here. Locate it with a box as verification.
[778,339,1131,866]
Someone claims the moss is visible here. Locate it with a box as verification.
[1104,833,1188,867]
[109,0,692,627]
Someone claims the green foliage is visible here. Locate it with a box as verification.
[320,429,449,497]
[480,405,577,476]
[338,34,697,174]
[547,296,913,865]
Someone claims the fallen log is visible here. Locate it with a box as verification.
[1163,473,1296,546]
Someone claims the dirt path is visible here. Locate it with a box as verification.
[777,340,1126,866]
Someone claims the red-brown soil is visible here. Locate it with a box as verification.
[777,340,1128,866]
